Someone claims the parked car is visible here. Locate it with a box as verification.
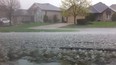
[0,18,10,24]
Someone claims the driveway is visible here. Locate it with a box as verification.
[30,23,116,33]
[30,23,72,29]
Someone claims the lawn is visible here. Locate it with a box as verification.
[63,21,116,28]
[0,22,75,32]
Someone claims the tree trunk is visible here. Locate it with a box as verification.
[8,10,13,26]
[8,14,13,26]
[9,17,12,26]
[74,16,76,24]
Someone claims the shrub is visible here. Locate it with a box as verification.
[112,13,116,21]
[53,15,59,23]
[77,19,88,25]
[62,17,65,23]
[85,13,96,21]
[43,15,49,22]
[62,17,67,23]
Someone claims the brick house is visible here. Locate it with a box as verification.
[0,3,62,25]
[1,2,116,24]
[89,2,116,21]
[28,3,62,22]
[66,2,116,23]
[64,6,85,23]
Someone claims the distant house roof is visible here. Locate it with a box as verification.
[89,6,99,13]
[32,3,61,11]
[13,9,31,16]
[89,2,109,13]
[110,4,116,12]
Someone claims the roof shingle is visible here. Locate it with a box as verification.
[13,9,31,16]
[89,2,108,13]
[35,3,61,11]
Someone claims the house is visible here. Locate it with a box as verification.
[28,3,62,22]
[66,2,116,23]
[13,9,34,24]
[0,3,62,25]
[0,8,34,25]
[110,4,116,12]
[89,2,116,21]
[65,6,85,23]
[67,16,85,23]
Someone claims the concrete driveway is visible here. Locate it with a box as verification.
[30,23,116,33]
[30,23,72,29]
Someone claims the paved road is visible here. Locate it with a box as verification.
[30,23,72,29]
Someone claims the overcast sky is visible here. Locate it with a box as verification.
[20,0,116,9]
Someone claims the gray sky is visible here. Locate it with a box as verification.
[20,0,116,9]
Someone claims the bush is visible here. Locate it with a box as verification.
[62,17,65,23]
[43,15,49,22]
[112,13,116,21]
[85,14,97,21]
[77,19,88,25]
[53,15,59,23]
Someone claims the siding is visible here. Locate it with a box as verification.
[67,16,85,23]
[42,10,62,22]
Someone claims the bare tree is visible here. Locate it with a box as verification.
[0,0,20,25]
[61,0,91,24]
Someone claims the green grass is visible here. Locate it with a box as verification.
[0,22,75,32]
[0,22,48,32]
[63,21,116,28]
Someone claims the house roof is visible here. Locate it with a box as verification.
[34,3,61,11]
[110,4,116,12]
[89,6,99,13]
[89,2,109,13]
[13,9,31,16]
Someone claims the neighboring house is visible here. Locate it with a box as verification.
[28,3,62,22]
[110,4,116,12]
[0,3,62,25]
[66,2,116,23]
[13,9,34,24]
[89,2,116,21]
[0,9,34,25]
[1,2,116,25]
